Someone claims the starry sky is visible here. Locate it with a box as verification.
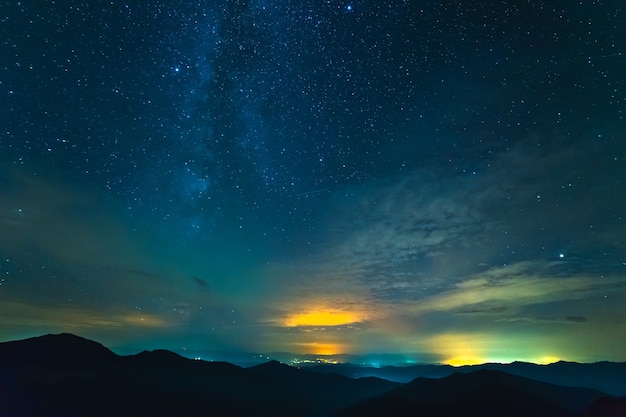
[1,1,624,365]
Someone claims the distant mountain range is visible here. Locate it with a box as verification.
[335,369,622,417]
[302,359,626,397]
[0,333,623,417]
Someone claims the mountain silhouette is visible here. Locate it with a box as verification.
[247,359,405,416]
[0,333,622,417]
[333,369,609,417]
[305,359,626,396]
[0,333,397,417]
[0,332,117,368]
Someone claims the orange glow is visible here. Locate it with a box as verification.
[284,310,360,327]
[312,343,340,355]
[295,342,344,355]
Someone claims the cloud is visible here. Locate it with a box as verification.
[565,316,586,323]
[0,166,222,331]
[495,316,587,324]
[0,166,146,268]
[192,276,212,290]
[457,306,508,314]
[0,301,171,330]
[412,261,625,314]
[2,125,623,362]
[237,126,626,359]
[264,127,625,311]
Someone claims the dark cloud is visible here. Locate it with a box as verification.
[192,277,211,290]
[458,307,508,315]
[565,316,587,323]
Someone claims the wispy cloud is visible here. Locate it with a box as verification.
[0,168,138,265]
[245,131,625,359]
[0,301,171,329]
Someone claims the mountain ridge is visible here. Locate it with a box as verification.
[333,369,610,417]
[0,333,623,417]
[303,359,626,396]
[0,333,398,417]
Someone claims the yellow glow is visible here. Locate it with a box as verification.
[445,357,486,367]
[284,310,360,327]
[536,356,561,364]
[424,333,567,366]
[425,333,489,366]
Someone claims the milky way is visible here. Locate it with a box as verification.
[1,1,624,364]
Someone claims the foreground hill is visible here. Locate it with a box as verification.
[0,333,622,417]
[0,333,398,417]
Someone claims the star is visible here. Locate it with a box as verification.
[0,0,623,366]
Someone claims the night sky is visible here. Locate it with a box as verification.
[1,1,624,366]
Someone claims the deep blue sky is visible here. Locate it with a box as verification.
[1,1,624,365]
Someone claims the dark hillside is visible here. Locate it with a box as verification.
[333,369,608,417]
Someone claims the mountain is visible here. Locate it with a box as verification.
[333,369,610,417]
[474,361,626,397]
[247,360,403,416]
[304,360,626,396]
[0,333,398,417]
[305,362,455,381]
[0,333,622,417]
[0,332,117,367]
